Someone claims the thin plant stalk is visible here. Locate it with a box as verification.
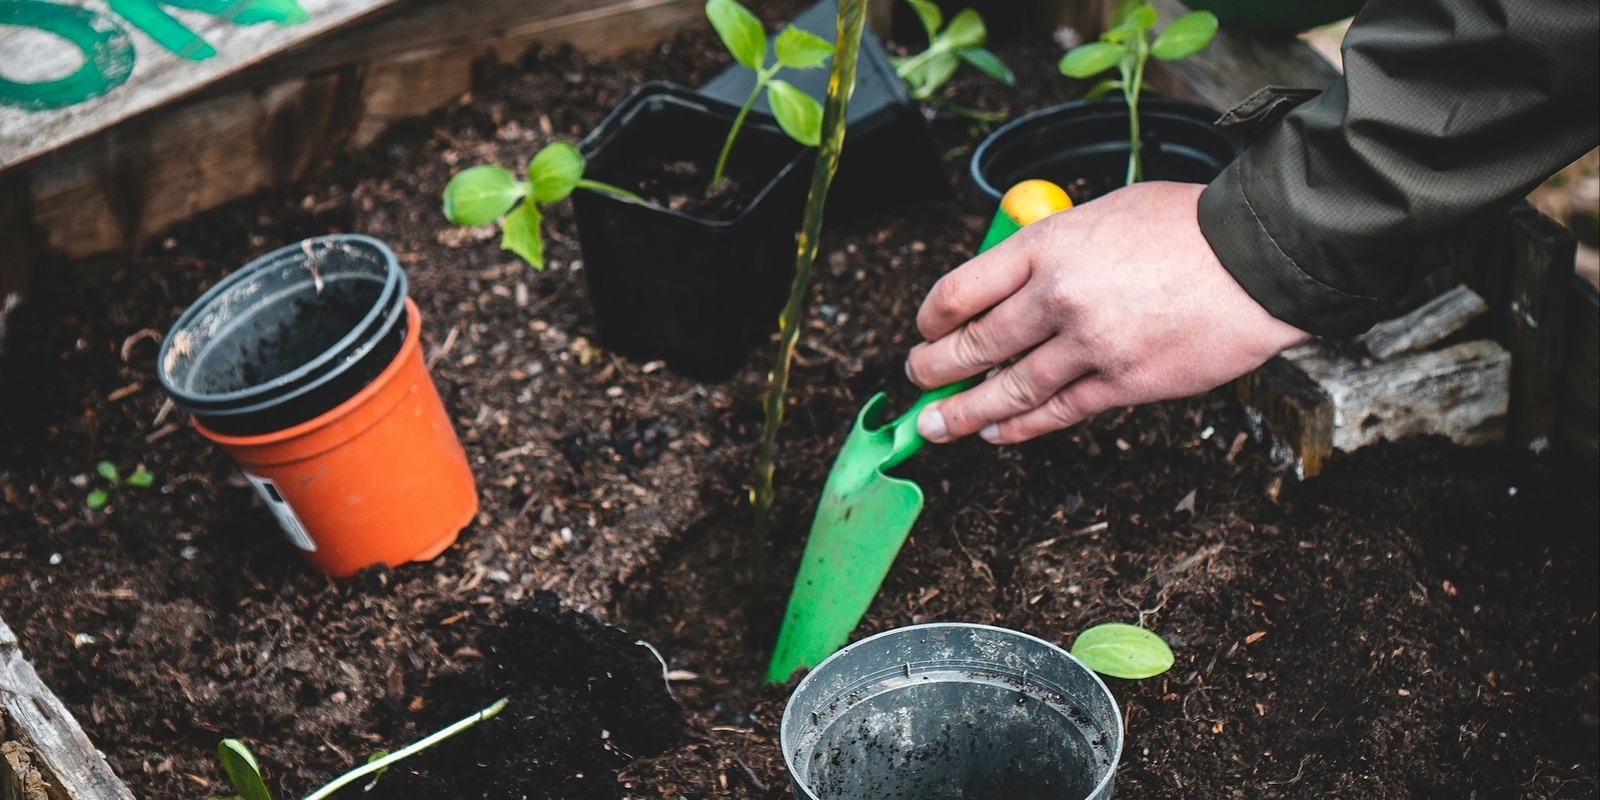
[1122,32,1149,184]
[577,178,644,203]
[750,0,868,584]
[302,697,508,800]
[713,64,781,185]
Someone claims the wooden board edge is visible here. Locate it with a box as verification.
[0,626,135,800]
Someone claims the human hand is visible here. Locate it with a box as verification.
[905,181,1311,444]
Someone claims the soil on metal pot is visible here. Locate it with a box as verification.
[0,5,1594,800]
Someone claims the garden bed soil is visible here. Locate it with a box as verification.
[1,6,1596,798]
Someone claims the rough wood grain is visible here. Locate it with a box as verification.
[1235,354,1334,479]
[1358,284,1488,359]
[1289,339,1510,453]
[13,0,700,260]
[0,619,135,800]
[1503,205,1576,449]
[0,0,404,171]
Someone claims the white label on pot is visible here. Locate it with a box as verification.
[244,472,317,552]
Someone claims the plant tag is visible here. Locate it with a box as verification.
[243,472,317,552]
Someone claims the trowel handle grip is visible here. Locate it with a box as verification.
[884,180,1074,470]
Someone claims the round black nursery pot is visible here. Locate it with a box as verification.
[971,98,1242,204]
[572,82,813,382]
[782,623,1123,800]
[157,234,408,436]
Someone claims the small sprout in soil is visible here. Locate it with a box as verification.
[442,141,641,270]
[1071,622,1175,680]
[213,696,507,800]
[892,0,1013,101]
[706,0,831,184]
[1058,0,1217,184]
[86,460,153,510]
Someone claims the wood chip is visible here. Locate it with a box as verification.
[107,382,142,402]
[1245,631,1267,644]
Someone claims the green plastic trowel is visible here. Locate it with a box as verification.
[766,179,1075,684]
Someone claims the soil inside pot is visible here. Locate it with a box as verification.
[0,5,1593,800]
[629,157,760,222]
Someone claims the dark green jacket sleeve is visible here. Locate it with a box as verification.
[1197,0,1599,336]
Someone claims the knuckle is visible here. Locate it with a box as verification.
[952,325,995,370]
[999,365,1045,410]
[1044,392,1086,427]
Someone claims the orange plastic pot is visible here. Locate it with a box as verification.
[194,298,477,577]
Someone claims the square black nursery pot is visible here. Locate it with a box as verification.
[573,82,813,382]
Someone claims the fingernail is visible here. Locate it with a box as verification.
[980,424,1001,443]
[919,408,948,442]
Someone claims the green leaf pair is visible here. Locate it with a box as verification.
[893,0,1013,101]
[441,142,643,270]
[1071,622,1175,680]
[86,460,153,509]
[706,0,831,180]
[1057,1,1217,184]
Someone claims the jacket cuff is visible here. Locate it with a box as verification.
[1197,161,1392,337]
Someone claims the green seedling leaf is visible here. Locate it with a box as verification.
[941,8,986,49]
[442,165,524,226]
[774,26,831,69]
[1072,623,1175,680]
[527,142,586,203]
[956,47,1013,85]
[911,52,961,99]
[362,750,391,791]
[904,0,941,40]
[767,80,823,146]
[1128,3,1159,32]
[1082,78,1123,100]
[125,468,154,488]
[1151,10,1218,61]
[96,460,119,484]
[217,739,273,800]
[500,202,544,269]
[706,0,766,71]
[1058,41,1125,78]
[85,489,109,510]
[1109,0,1144,28]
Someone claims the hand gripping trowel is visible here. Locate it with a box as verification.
[766,179,1074,684]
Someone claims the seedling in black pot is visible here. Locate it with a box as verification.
[1058,0,1218,184]
[705,0,831,182]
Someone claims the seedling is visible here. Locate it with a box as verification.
[1058,1,1217,184]
[441,141,639,269]
[1070,622,1174,679]
[705,0,831,184]
[85,460,153,510]
[892,0,1013,101]
[213,696,506,800]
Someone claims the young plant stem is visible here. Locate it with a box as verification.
[302,697,508,800]
[1123,36,1149,185]
[576,178,644,203]
[750,0,867,587]
[712,65,779,186]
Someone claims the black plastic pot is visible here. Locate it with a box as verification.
[697,0,945,218]
[158,234,409,436]
[971,98,1242,204]
[572,82,812,382]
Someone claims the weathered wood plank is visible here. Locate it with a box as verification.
[15,0,700,259]
[1290,339,1510,453]
[1503,205,1576,449]
[0,619,135,800]
[0,0,406,171]
[1236,354,1335,479]
[1358,284,1488,359]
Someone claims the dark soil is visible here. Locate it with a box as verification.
[631,158,760,221]
[0,3,1595,799]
